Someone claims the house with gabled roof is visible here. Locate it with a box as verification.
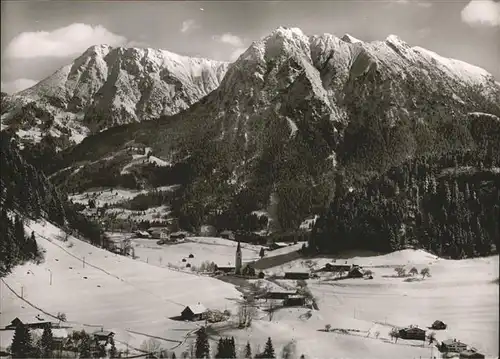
[181,303,207,321]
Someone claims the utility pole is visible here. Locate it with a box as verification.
[21,286,24,299]
[47,269,52,285]
[83,256,86,268]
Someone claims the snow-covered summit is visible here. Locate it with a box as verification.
[2,44,229,148]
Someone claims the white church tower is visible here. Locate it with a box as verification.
[235,241,242,274]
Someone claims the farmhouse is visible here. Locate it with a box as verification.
[284,295,306,307]
[5,316,53,330]
[262,290,298,300]
[181,304,207,321]
[134,230,151,239]
[284,272,310,280]
[317,263,351,273]
[347,267,364,278]
[92,329,115,346]
[440,339,469,353]
[398,326,426,340]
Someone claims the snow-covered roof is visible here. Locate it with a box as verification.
[185,304,207,314]
[33,328,69,338]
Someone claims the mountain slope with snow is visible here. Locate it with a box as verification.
[1,45,228,149]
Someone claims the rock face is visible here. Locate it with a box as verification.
[8,27,500,231]
[1,45,229,148]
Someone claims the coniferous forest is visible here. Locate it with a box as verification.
[0,132,108,277]
[310,148,500,259]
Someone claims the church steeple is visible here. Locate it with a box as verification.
[235,241,242,274]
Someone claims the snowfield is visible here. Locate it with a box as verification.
[1,220,242,353]
[130,236,262,269]
[2,220,498,359]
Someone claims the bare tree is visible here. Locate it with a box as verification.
[389,327,400,343]
[420,267,431,278]
[238,295,257,328]
[363,269,373,277]
[427,331,436,345]
[281,340,297,359]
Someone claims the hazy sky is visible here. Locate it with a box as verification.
[1,0,499,94]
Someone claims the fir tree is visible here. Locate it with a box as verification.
[262,337,275,359]
[11,324,33,358]
[172,352,177,359]
[244,342,252,359]
[79,334,91,358]
[194,327,210,359]
[40,326,54,358]
[109,336,117,358]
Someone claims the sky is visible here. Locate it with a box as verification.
[1,0,499,94]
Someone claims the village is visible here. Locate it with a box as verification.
[1,223,495,359]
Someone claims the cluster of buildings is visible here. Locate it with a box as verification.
[3,316,115,354]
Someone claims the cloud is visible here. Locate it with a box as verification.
[1,78,38,94]
[461,0,500,27]
[181,19,199,34]
[389,0,433,7]
[214,33,244,47]
[4,23,128,59]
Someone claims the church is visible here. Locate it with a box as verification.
[214,241,255,276]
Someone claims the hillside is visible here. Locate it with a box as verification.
[310,148,500,258]
[47,27,500,237]
[0,132,108,276]
[3,221,497,358]
[1,45,228,151]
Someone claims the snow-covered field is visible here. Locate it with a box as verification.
[1,220,242,354]
[69,185,180,207]
[258,250,499,358]
[2,221,498,359]
[130,236,262,269]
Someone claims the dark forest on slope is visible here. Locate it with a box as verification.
[0,133,108,276]
[309,148,500,259]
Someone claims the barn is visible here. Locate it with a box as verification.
[181,304,207,321]
[284,272,310,280]
[398,326,426,340]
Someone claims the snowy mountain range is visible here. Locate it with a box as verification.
[1,45,228,148]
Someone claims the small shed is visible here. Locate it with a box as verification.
[283,295,306,307]
[262,290,297,300]
[220,230,235,240]
[431,320,447,330]
[181,304,207,321]
[347,267,364,278]
[284,272,310,280]
[459,350,485,359]
[5,317,52,330]
[398,326,426,340]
